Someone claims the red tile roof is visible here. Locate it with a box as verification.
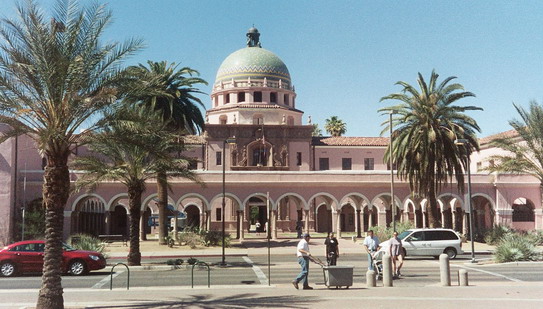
[478,129,519,145]
[312,136,389,146]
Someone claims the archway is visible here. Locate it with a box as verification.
[247,196,268,234]
[340,204,355,232]
[185,205,201,229]
[512,198,535,231]
[316,205,332,233]
[110,205,128,236]
[75,197,106,236]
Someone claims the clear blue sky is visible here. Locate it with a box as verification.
[3,0,543,137]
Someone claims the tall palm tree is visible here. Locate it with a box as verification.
[484,101,543,199]
[324,116,347,136]
[123,61,207,244]
[312,123,323,137]
[73,106,199,265]
[0,1,142,308]
[379,70,482,228]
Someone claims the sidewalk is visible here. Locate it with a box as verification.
[105,237,494,260]
[11,281,543,309]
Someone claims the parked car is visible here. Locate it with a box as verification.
[379,228,463,259]
[0,240,106,277]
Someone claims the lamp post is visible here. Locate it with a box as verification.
[455,139,476,263]
[221,137,236,266]
[389,111,396,232]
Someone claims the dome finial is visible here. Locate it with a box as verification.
[246,27,261,48]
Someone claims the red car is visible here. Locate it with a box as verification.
[0,240,106,277]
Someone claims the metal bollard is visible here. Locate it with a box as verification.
[439,253,451,286]
[366,270,376,287]
[458,269,469,286]
[382,253,393,287]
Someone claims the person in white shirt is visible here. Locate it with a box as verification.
[363,230,380,270]
[389,231,404,277]
[292,233,313,290]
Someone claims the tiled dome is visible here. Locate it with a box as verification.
[215,28,291,86]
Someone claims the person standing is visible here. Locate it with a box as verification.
[389,231,404,277]
[324,232,339,266]
[292,233,313,290]
[363,230,380,270]
[295,220,303,238]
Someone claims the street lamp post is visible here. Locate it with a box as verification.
[455,139,476,263]
[389,111,396,232]
[221,137,236,266]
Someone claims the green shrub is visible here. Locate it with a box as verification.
[199,230,231,247]
[484,225,513,245]
[67,233,105,254]
[176,231,203,249]
[372,221,414,242]
[527,230,543,246]
[166,258,183,265]
[187,257,198,265]
[493,233,540,263]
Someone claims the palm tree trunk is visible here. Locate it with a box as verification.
[427,181,442,228]
[36,155,70,309]
[127,185,143,266]
[157,170,168,245]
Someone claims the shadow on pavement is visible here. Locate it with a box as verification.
[92,293,318,308]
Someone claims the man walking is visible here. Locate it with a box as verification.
[292,233,313,290]
[363,230,380,270]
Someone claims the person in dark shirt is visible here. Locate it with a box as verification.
[324,232,339,265]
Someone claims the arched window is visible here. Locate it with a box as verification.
[512,199,535,222]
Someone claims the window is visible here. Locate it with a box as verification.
[296,152,302,166]
[425,231,459,241]
[216,151,222,166]
[237,92,245,102]
[270,92,277,103]
[342,158,352,170]
[408,231,424,241]
[254,91,262,102]
[216,208,222,221]
[219,115,227,125]
[284,94,289,106]
[364,158,374,170]
[319,158,329,170]
[225,93,230,104]
[513,203,535,222]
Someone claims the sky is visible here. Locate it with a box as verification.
[2,0,543,138]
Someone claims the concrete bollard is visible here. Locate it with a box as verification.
[439,253,451,286]
[366,270,376,287]
[382,252,393,287]
[458,269,469,286]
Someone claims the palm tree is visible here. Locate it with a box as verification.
[0,1,142,308]
[123,61,207,245]
[379,70,482,228]
[484,101,543,198]
[324,116,347,136]
[312,123,323,137]
[73,106,199,265]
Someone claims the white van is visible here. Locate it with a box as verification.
[380,228,463,259]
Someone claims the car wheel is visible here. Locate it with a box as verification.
[69,260,87,276]
[0,262,16,277]
[444,248,457,259]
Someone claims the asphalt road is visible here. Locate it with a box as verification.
[1,254,541,291]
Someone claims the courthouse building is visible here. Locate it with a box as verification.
[0,28,541,243]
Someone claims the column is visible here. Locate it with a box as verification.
[422,210,427,228]
[368,209,373,228]
[356,209,362,238]
[206,210,211,230]
[304,209,310,232]
[199,212,205,230]
[378,210,387,227]
[335,209,342,238]
[452,210,457,231]
[237,210,244,240]
[271,210,278,240]
[441,210,445,228]
[463,212,469,236]
[139,215,146,241]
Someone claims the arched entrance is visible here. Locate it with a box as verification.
[185,205,201,229]
[247,196,268,233]
[316,205,332,233]
[110,205,128,236]
[76,197,105,236]
[340,205,355,232]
